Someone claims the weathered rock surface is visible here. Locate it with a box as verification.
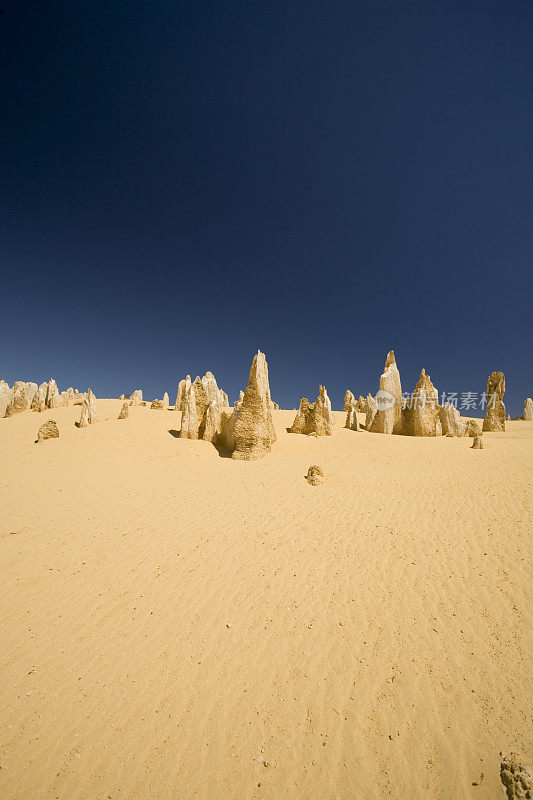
[0,381,13,417]
[5,384,30,417]
[78,388,97,427]
[523,398,533,421]
[45,379,59,409]
[306,465,324,486]
[175,376,191,411]
[500,753,532,800]
[25,382,38,405]
[290,386,333,437]
[402,369,440,436]
[364,394,377,431]
[151,399,164,410]
[162,392,169,407]
[118,402,129,419]
[229,351,276,459]
[179,383,199,439]
[202,401,223,442]
[345,406,358,431]
[464,419,482,438]
[471,434,483,449]
[343,390,355,412]
[129,389,143,406]
[36,419,59,443]
[482,371,506,432]
[31,383,47,412]
[438,403,466,437]
[369,350,403,435]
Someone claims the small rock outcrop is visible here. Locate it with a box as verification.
[162,392,169,407]
[306,465,324,486]
[290,386,332,436]
[464,418,482,437]
[523,398,533,421]
[402,369,440,436]
[36,419,59,443]
[118,402,129,419]
[471,434,483,449]
[369,350,403,435]
[345,406,358,431]
[438,403,466,437]
[175,375,191,411]
[482,371,506,432]
[151,399,164,410]
[500,753,532,800]
[129,389,143,406]
[343,390,355,412]
[78,388,97,428]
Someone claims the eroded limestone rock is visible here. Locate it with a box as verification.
[162,392,169,407]
[37,419,59,443]
[229,351,276,459]
[482,371,506,432]
[471,434,483,449]
[151,399,164,410]
[369,350,403,435]
[5,384,29,417]
[306,465,324,486]
[402,369,440,436]
[523,398,533,421]
[129,389,143,406]
[290,386,332,437]
[345,406,358,431]
[343,390,355,412]
[438,403,466,437]
[118,402,129,419]
[500,753,532,800]
[78,388,96,427]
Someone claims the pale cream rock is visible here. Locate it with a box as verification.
[129,389,143,406]
[524,398,533,421]
[290,386,332,436]
[25,382,38,405]
[78,388,97,428]
[36,419,59,443]
[175,376,191,411]
[162,392,169,407]
[202,401,223,442]
[179,383,199,439]
[45,379,59,409]
[471,434,483,449]
[402,369,440,436]
[118,402,129,419]
[31,383,47,412]
[220,391,229,407]
[365,394,377,430]
[482,371,506,432]
[343,390,355,412]
[345,406,358,431]
[369,350,403,435]
[438,403,466,437]
[0,380,13,417]
[5,384,29,417]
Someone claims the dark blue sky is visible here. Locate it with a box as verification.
[2,1,531,414]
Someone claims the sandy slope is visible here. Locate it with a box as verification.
[0,401,531,800]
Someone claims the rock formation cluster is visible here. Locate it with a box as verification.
[178,371,231,441]
[290,386,332,436]
[176,372,228,413]
[1,378,84,417]
[482,371,506,432]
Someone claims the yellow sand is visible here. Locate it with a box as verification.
[0,401,531,800]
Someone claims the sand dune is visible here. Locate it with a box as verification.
[0,401,531,799]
